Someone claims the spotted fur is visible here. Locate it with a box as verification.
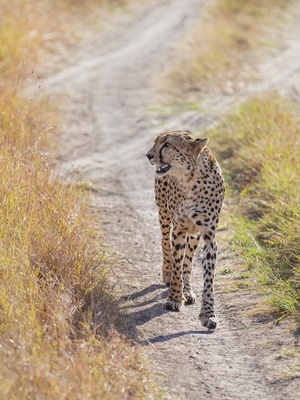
[146,130,225,330]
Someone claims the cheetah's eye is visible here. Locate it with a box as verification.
[162,142,171,149]
[160,142,170,154]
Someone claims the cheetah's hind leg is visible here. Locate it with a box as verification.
[183,234,200,305]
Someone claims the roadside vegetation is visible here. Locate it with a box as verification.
[161,0,299,324]
[207,94,300,323]
[0,1,157,399]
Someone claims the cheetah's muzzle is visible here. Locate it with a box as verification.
[156,163,171,175]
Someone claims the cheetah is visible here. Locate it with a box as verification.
[146,130,225,330]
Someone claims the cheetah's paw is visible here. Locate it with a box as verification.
[199,313,218,330]
[163,298,184,312]
[184,290,196,305]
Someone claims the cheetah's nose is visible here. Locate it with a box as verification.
[146,152,153,160]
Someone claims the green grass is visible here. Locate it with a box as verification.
[205,94,300,324]
[0,1,159,399]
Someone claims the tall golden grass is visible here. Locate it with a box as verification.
[0,1,158,398]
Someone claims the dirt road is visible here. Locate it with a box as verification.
[45,0,300,398]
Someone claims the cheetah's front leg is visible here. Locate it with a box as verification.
[156,179,173,286]
[199,236,218,330]
[159,211,172,286]
[164,228,186,311]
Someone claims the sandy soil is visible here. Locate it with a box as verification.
[44,0,300,398]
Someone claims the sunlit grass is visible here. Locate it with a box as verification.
[205,94,300,323]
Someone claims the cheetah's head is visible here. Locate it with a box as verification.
[146,130,208,177]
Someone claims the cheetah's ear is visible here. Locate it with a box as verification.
[193,137,208,159]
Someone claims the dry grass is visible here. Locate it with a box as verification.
[0,1,159,399]
[0,94,158,399]
[159,0,293,101]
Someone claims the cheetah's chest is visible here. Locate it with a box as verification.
[166,179,201,229]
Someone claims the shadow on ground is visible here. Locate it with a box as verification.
[120,283,213,345]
